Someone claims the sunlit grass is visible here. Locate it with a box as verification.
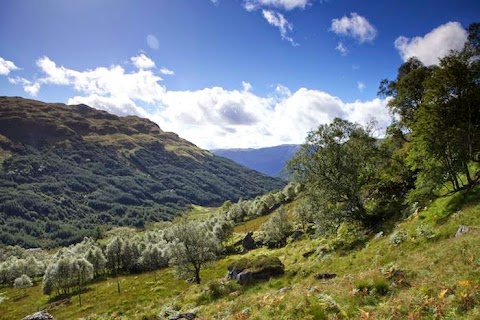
[2,186,480,319]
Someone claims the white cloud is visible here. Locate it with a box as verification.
[131,54,156,69]
[160,67,175,75]
[331,13,377,43]
[0,57,19,75]
[12,56,391,149]
[244,0,310,11]
[242,81,253,92]
[146,34,159,50]
[335,42,348,56]
[394,22,468,66]
[36,56,166,103]
[8,77,40,96]
[357,81,366,92]
[262,10,298,46]
[68,94,149,117]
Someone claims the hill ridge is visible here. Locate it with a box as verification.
[0,96,284,248]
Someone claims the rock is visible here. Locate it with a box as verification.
[227,255,285,285]
[169,313,196,320]
[236,271,254,285]
[22,311,55,320]
[314,273,337,280]
[455,225,469,237]
[278,286,292,294]
[302,250,315,258]
[242,231,257,251]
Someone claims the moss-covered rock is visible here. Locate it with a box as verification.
[227,255,284,285]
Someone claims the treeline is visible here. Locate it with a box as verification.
[0,214,233,295]
[288,22,480,234]
[224,182,301,223]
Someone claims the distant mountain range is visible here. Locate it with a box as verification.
[212,144,300,178]
[0,97,284,248]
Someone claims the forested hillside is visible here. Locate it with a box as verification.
[0,97,284,248]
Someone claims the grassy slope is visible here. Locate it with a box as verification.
[1,187,480,319]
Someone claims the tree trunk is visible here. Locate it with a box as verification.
[194,266,201,284]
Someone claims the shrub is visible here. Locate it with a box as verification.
[259,208,292,248]
[389,230,408,245]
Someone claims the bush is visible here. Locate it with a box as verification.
[389,230,408,245]
[259,208,292,248]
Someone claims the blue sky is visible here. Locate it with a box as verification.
[0,0,478,149]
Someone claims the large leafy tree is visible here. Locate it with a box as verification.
[409,51,480,192]
[379,22,480,197]
[288,118,384,227]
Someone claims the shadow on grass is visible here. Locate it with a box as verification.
[45,286,93,305]
[436,184,480,224]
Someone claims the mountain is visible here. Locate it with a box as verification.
[0,97,284,248]
[211,144,300,178]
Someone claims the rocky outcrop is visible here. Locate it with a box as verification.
[169,313,196,320]
[22,311,55,320]
[227,255,284,285]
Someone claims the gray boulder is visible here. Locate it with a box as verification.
[242,231,256,251]
[22,311,55,320]
[455,225,469,237]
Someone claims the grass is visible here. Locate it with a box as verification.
[2,186,480,319]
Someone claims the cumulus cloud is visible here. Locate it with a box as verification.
[131,54,156,69]
[394,21,468,66]
[262,10,297,45]
[8,77,40,96]
[0,57,19,75]
[146,34,159,50]
[335,42,348,56]
[331,12,377,43]
[12,55,391,149]
[160,67,175,75]
[244,0,310,11]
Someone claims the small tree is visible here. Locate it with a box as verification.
[260,208,293,248]
[85,246,107,278]
[105,236,123,275]
[168,219,217,284]
[139,244,168,271]
[14,274,33,296]
[293,197,317,231]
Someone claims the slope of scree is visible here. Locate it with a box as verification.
[0,96,285,248]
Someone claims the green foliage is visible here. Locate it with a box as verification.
[288,118,400,229]
[389,230,408,245]
[42,256,94,296]
[259,208,293,248]
[167,219,218,284]
[380,24,480,203]
[13,274,33,289]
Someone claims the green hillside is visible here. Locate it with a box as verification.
[0,186,479,319]
[0,97,284,248]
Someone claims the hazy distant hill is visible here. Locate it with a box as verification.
[212,145,300,178]
[0,97,284,247]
